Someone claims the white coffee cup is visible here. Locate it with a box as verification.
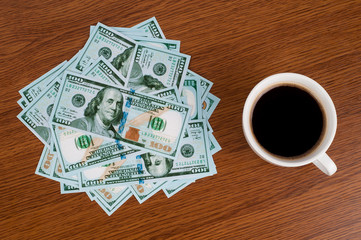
[242,73,337,175]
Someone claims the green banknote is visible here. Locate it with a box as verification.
[51,125,141,176]
[126,43,190,94]
[50,87,179,177]
[83,56,127,86]
[50,87,180,177]
[18,81,60,146]
[186,70,213,102]
[79,119,215,190]
[132,16,166,39]
[181,79,202,120]
[130,181,167,204]
[76,22,137,75]
[50,72,190,159]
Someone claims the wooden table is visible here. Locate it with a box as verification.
[2,1,361,239]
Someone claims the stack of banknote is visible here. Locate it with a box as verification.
[17,17,221,215]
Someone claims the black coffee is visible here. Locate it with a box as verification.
[251,86,324,158]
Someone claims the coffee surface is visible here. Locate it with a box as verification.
[252,86,324,158]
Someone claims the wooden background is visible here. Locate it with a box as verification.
[1,1,361,239]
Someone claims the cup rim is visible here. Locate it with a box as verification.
[242,73,337,167]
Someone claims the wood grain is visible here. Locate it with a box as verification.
[1,1,361,239]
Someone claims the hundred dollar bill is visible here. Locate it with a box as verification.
[19,61,66,103]
[132,16,166,39]
[35,146,57,180]
[51,88,180,177]
[51,72,190,159]
[76,22,137,75]
[131,36,180,52]
[130,181,167,204]
[126,43,190,94]
[79,120,215,190]
[18,80,60,146]
[186,70,213,102]
[163,179,194,198]
[181,79,202,120]
[83,56,127,86]
[203,92,220,119]
[94,187,132,216]
[51,125,140,176]
[209,132,221,155]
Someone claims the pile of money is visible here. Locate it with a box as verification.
[18,17,221,216]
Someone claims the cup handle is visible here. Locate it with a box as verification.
[313,154,337,176]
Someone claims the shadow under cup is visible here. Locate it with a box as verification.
[242,73,337,167]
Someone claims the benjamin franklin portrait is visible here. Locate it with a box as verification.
[141,152,174,178]
[70,87,124,139]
